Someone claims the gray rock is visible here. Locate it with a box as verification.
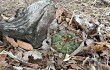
[0,0,55,48]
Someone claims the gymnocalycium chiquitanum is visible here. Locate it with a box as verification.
[52,31,79,54]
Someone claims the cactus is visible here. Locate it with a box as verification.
[52,31,79,54]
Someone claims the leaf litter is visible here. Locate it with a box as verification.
[1,0,110,70]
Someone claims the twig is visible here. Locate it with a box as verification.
[82,57,90,66]
[69,12,74,25]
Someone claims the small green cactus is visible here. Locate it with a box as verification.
[52,31,79,54]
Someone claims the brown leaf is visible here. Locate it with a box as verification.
[87,28,97,35]
[105,44,110,49]
[83,44,105,53]
[105,34,110,38]
[65,18,70,23]
[101,64,110,70]
[1,14,9,21]
[100,49,109,56]
[56,6,64,19]
[88,44,106,52]
[95,42,110,49]
[91,44,105,52]
[5,36,18,47]
[82,31,87,41]
[71,56,85,61]
[90,65,96,70]
[27,63,38,69]
[0,54,7,62]
[17,40,33,50]
[70,64,81,70]
[57,16,63,23]
[95,42,108,45]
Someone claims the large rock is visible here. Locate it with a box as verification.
[0,0,55,48]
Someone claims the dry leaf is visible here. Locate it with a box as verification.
[27,63,38,69]
[106,44,110,49]
[57,16,63,23]
[82,31,87,41]
[17,40,33,50]
[101,64,110,70]
[71,56,85,61]
[22,51,42,61]
[105,34,110,38]
[87,28,97,35]
[83,44,106,53]
[95,42,108,45]
[71,64,81,70]
[0,61,8,70]
[46,64,56,70]
[56,6,64,19]
[0,54,7,62]
[91,44,105,52]
[90,65,96,70]
[97,42,110,47]
[13,66,23,70]
[100,49,109,56]
[63,54,71,61]
[1,14,9,21]
[5,36,18,47]
[65,18,70,23]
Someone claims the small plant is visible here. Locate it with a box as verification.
[52,31,79,54]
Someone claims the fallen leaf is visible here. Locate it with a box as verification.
[91,44,105,52]
[71,56,85,61]
[83,44,106,53]
[5,36,18,47]
[1,14,9,21]
[82,57,90,66]
[63,54,71,61]
[70,64,81,70]
[17,40,33,50]
[57,16,63,23]
[90,65,96,70]
[23,51,42,62]
[95,42,110,49]
[95,42,108,45]
[105,44,110,49]
[0,61,8,70]
[65,18,70,23]
[46,64,56,70]
[13,66,23,70]
[87,28,97,35]
[0,50,17,59]
[100,49,109,56]
[0,54,7,62]
[27,63,38,69]
[56,6,64,19]
[82,31,87,41]
[101,64,110,70]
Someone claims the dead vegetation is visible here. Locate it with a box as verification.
[0,0,110,70]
